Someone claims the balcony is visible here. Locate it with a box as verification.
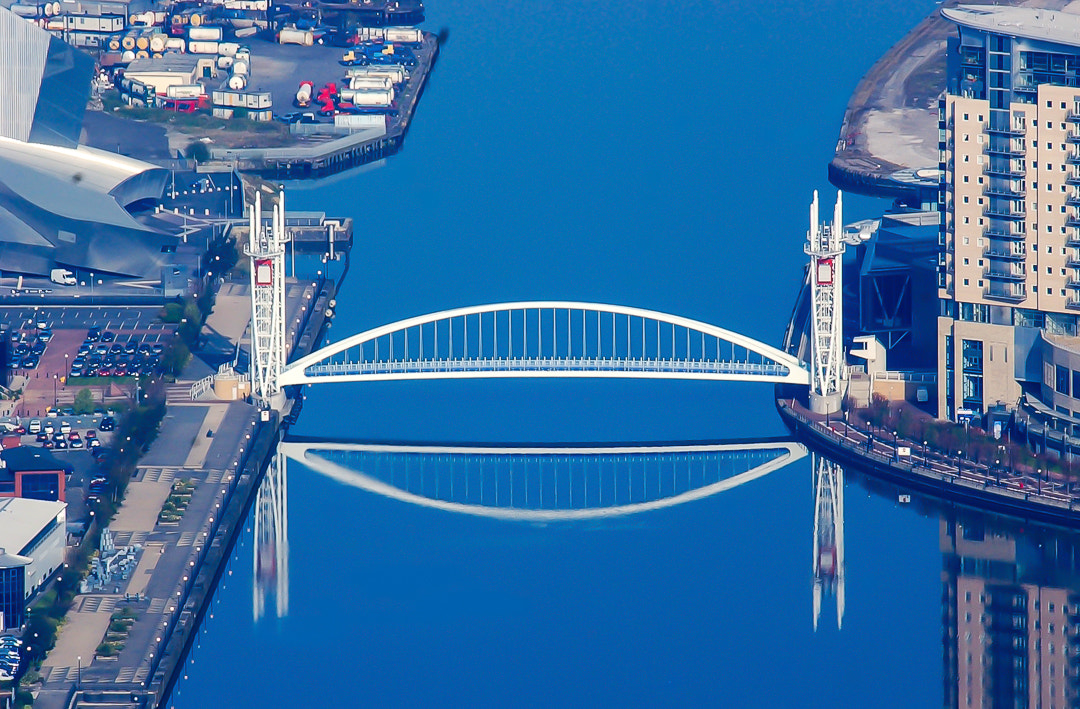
[984,267,1026,282]
[1067,216,1080,228]
[985,144,1026,157]
[1068,112,1080,123]
[984,286,1027,303]
[983,208,1026,220]
[1068,278,1080,290]
[1067,154,1080,165]
[984,228,1025,240]
[1068,133,1080,144]
[985,186,1024,199]
[985,123,1025,136]
[984,165,1025,178]
[1066,174,1080,186]
[1068,298,1080,310]
[984,247,1026,261]
[1067,256,1080,268]
[1067,194,1080,206]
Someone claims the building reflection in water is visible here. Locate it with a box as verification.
[941,511,1080,709]
[812,453,845,631]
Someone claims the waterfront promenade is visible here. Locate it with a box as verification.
[778,399,1080,526]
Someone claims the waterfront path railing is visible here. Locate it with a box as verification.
[777,400,1080,519]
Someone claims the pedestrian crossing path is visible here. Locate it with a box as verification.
[148,597,166,614]
[78,596,118,614]
[110,531,148,547]
[140,467,178,483]
[178,531,196,546]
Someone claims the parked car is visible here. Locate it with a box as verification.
[99,416,115,431]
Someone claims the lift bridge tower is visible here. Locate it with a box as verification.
[245,190,289,411]
[804,190,853,416]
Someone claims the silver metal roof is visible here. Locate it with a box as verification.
[0,497,65,559]
[943,5,1080,47]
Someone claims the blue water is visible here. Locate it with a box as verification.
[171,0,957,706]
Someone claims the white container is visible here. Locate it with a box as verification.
[334,113,384,129]
[230,59,248,75]
[166,84,204,98]
[345,88,392,106]
[216,55,234,69]
[218,41,239,56]
[345,76,392,91]
[187,40,219,54]
[345,65,405,84]
[12,4,42,17]
[149,33,165,53]
[213,107,233,119]
[385,26,422,44]
[234,26,257,38]
[164,37,186,52]
[130,10,154,25]
[188,26,222,41]
[341,86,394,103]
[121,49,135,62]
[278,27,312,46]
[227,73,247,90]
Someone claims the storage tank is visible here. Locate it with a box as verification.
[234,48,250,63]
[345,66,405,84]
[278,28,312,46]
[295,81,313,106]
[135,33,149,50]
[345,88,392,106]
[216,55,234,69]
[218,42,239,57]
[230,59,248,75]
[187,41,219,54]
[48,2,59,15]
[227,73,247,90]
[130,10,154,25]
[164,37,186,52]
[108,35,121,51]
[121,32,137,50]
[189,12,203,26]
[384,26,422,44]
[121,49,136,62]
[345,76,392,91]
[188,26,222,41]
[149,33,165,53]
[135,49,149,58]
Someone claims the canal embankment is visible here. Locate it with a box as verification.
[777,398,1080,529]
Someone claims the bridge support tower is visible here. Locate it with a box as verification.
[804,190,846,415]
[812,452,845,630]
[245,190,289,411]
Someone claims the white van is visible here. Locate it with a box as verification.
[28,420,41,434]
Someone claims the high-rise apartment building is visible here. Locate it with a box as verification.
[938,7,1080,446]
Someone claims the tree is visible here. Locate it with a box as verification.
[73,388,95,415]
[184,140,210,163]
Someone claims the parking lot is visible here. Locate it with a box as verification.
[3,306,176,419]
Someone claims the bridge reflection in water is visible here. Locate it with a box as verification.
[252,438,854,628]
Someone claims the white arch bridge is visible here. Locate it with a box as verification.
[277,302,809,387]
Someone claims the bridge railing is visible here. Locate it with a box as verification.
[279,302,809,386]
[303,356,790,376]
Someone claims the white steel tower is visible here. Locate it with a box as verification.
[254,449,289,621]
[804,190,846,415]
[246,190,289,410]
[812,452,845,631]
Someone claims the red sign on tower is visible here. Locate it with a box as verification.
[815,258,834,286]
[255,259,273,286]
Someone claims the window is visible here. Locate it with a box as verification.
[963,113,969,121]
[964,196,970,203]
[1049,142,1054,149]
[963,175,969,183]
[964,133,970,141]
[964,258,970,265]
[964,278,970,286]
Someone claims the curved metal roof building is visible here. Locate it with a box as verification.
[0,5,180,278]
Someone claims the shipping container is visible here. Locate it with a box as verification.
[212,89,271,109]
[188,26,222,41]
[384,26,422,44]
[212,106,233,119]
[164,37,185,52]
[187,40,219,54]
[166,84,204,98]
[334,113,385,128]
[234,26,257,38]
[278,27,313,46]
[218,41,239,56]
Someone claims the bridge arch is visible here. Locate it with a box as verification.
[278,301,808,387]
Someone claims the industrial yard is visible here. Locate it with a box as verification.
[10,0,437,178]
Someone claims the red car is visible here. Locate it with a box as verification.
[68,431,80,441]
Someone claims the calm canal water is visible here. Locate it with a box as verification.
[163,0,1045,706]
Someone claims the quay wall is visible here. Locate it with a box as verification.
[776,399,1080,529]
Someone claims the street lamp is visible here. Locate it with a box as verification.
[52,374,58,407]
[64,353,69,381]
[957,450,963,476]
[77,655,81,690]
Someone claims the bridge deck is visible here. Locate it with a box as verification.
[303,356,790,377]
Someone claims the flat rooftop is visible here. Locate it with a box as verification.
[943,5,1080,47]
[0,497,65,557]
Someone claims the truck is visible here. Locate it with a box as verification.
[294,80,314,107]
[49,268,75,286]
